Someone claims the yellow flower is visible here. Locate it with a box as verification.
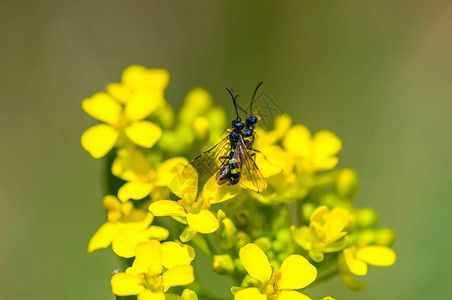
[88,195,169,257]
[343,244,396,276]
[234,243,317,300]
[111,147,188,202]
[111,240,195,299]
[282,124,342,174]
[337,244,396,291]
[149,174,240,238]
[81,66,168,158]
[292,206,351,262]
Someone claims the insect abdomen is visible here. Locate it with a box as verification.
[229,149,241,185]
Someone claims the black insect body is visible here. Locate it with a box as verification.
[241,81,263,152]
[183,87,267,192]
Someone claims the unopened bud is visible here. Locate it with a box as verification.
[234,231,251,253]
[181,289,198,300]
[356,229,376,245]
[180,227,197,243]
[216,217,237,249]
[213,254,235,275]
[253,237,272,252]
[375,228,396,246]
[356,208,379,229]
[334,168,360,199]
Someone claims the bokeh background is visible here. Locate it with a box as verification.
[1,1,451,299]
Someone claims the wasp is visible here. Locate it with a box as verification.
[183,87,267,192]
[241,81,263,152]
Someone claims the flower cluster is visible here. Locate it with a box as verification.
[83,65,397,299]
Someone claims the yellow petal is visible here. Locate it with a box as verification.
[125,89,164,122]
[324,208,348,237]
[111,273,144,296]
[278,290,312,300]
[239,243,272,284]
[102,195,121,211]
[118,181,153,202]
[144,226,170,241]
[81,124,118,158]
[254,146,285,178]
[149,200,186,217]
[107,83,132,104]
[162,265,194,289]
[202,176,241,204]
[312,130,342,159]
[310,206,328,224]
[168,172,198,202]
[82,92,121,124]
[138,290,165,300]
[283,125,312,157]
[155,157,189,187]
[313,156,339,171]
[112,228,151,258]
[356,246,396,267]
[87,222,118,253]
[132,240,163,276]
[162,242,196,269]
[187,210,219,234]
[125,121,162,148]
[279,255,317,290]
[122,65,169,91]
[322,297,335,300]
[234,288,266,300]
[111,147,152,182]
[343,248,367,276]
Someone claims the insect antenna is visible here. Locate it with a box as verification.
[250,81,264,114]
[226,87,241,121]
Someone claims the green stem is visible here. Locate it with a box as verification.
[304,267,338,290]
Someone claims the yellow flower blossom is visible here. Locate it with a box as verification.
[343,244,396,276]
[111,147,188,202]
[149,174,240,238]
[337,244,396,291]
[88,195,169,257]
[81,66,168,158]
[234,243,317,300]
[292,206,351,262]
[282,123,342,174]
[111,240,195,299]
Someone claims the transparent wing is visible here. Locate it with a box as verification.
[182,136,230,180]
[235,137,267,192]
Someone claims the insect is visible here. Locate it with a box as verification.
[183,87,267,192]
[241,81,263,152]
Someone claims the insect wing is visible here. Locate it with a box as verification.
[183,136,230,180]
[235,137,267,192]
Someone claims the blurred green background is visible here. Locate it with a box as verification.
[1,0,450,299]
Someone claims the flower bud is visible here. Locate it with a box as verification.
[213,254,235,275]
[300,202,316,224]
[193,116,209,140]
[216,217,237,249]
[273,228,294,254]
[241,274,259,288]
[180,227,197,243]
[375,228,396,246]
[234,231,251,253]
[334,168,359,199]
[356,208,379,229]
[234,257,246,275]
[181,289,198,300]
[355,229,376,245]
[253,237,272,252]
